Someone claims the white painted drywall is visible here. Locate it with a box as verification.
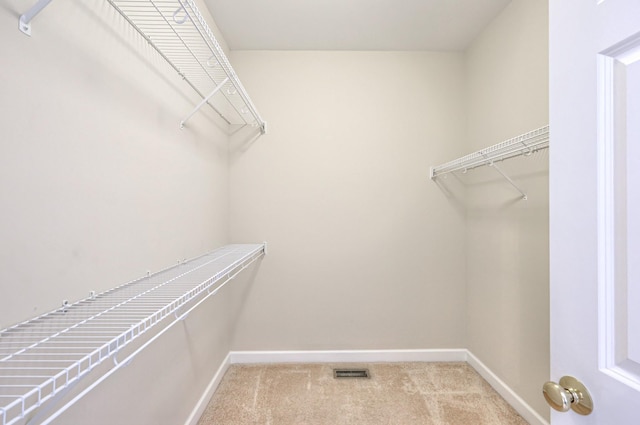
[463,0,550,420]
[228,51,468,351]
[1,0,242,423]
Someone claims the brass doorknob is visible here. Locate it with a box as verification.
[543,376,593,415]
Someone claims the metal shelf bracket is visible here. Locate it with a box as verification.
[180,77,230,129]
[488,160,528,200]
[19,0,54,36]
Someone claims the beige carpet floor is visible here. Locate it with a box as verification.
[197,362,530,425]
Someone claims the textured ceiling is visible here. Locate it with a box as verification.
[203,0,512,51]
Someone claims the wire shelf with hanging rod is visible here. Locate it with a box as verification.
[0,243,266,425]
[429,125,549,199]
[19,0,267,134]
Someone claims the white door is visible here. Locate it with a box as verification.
[550,0,640,423]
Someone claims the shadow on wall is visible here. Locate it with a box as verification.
[229,125,264,163]
[433,163,548,212]
[224,259,264,346]
[431,172,467,214]
[2,1,18,17]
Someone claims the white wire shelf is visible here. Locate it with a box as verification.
[0,243,266,425]
[19,0,266,133]
[430,126,549,178]
[429,125,549,199]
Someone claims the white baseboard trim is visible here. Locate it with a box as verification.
[466,351,549,425]
[229,348,467,364]
[184,353,232,425]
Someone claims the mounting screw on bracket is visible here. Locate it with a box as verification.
[19,18,32,36]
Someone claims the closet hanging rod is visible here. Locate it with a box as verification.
[430,125,549,179]
[0,243,266,425]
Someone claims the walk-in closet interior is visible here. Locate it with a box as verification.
[1,0,549,424]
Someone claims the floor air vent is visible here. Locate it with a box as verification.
[333,368,370,379]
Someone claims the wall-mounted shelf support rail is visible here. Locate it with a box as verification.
[0,243,266,425]
[19,0,267,134]
[430,125,549,200]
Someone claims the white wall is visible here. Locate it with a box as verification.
[228,51,468,351]
[1,0,241,423]
[228,7,549,418]
[463,0,549,420]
